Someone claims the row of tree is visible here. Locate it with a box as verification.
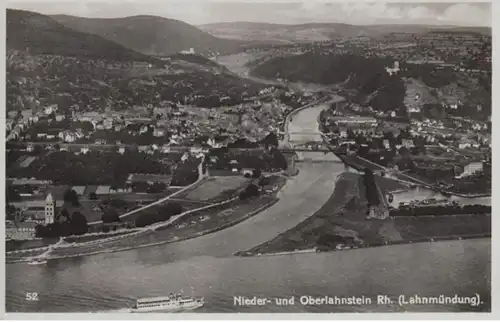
[390,204,491,217]
[363,168,381,206]
[134,202,184,228]
[35,211,88,237]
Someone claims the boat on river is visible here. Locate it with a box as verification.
[130,293,204,312]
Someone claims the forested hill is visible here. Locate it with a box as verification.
[7,9,157,63]
[250,52,491,121]
[251,53,407,116]
[51,14,247,56]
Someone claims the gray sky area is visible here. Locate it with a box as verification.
[7,1,492,27]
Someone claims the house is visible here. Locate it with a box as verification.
[153,128,166,137]
[242,168,253,176]
[44,104,57,115]
[63,132,77,143]
[103,118,113,130]
[6,221,37,240]
[460,162,484,177]
[459,142,472,149]
[190,147,203,154]
[139,125,149,134]
[95,186,111,195]
[72,186,86,196]
[80,147,90,154]
[118,147,126,154]
[401,139,414,149]
[161,145,170,154]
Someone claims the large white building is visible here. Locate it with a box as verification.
[461,161,484,177]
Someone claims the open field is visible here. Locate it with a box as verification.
[182,176,251,202]
[157,196,276,235]
[394,215,491,239]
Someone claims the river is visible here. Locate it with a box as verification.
[6,239,491,312]
[6,80,491,313]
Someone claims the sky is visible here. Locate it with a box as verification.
[7,1,492,27]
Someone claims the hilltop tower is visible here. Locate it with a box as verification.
[45,193,55,224]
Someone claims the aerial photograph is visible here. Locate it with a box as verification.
[5,1,491,314]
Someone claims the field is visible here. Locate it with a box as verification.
[181,176,251,202]
[395,215,491,239]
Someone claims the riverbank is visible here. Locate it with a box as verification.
[237,234,491,257]
[236,172,491,256]
[6,191,282,263]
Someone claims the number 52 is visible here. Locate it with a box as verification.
[26,293,39,301]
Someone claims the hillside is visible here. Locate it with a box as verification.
[7,9,155,63]
[199,21,491,43]
[51,14,248,56]
[250,52,491,121]
[251,53,407,116]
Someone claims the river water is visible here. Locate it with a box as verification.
[5,95,491,313]
[6,238,491,313]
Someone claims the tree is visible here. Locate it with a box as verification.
[240,183,260,200]
[57,208,70,223]
[102,208,120,223]
[252,168,262,178]
[156,202,183,221]
[271,149,288,170]
[135,213,156,228]
[63,189,79,206]
[258,176,270,186]
[147,182,167,193]
[363,168,380,206]
[260,132,279,149]
[71,211,88,235]
[6,186,21,202]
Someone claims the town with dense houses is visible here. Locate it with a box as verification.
[4,3,493,314]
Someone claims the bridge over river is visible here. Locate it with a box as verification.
[279,98,345,163]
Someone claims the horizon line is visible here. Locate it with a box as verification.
[7,8,492,29]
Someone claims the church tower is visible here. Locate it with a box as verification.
[45,193,55,224]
